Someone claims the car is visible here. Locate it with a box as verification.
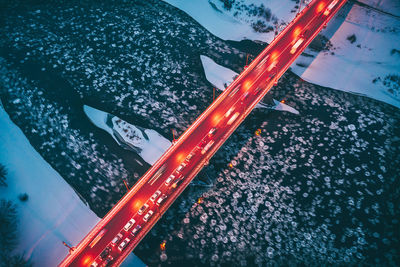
[290,38,304,54]
[143,210,154,222]
[156,194,167,206]
[240,92,250,102]
[324,0,338,15]
[224,107,235,118]
[176,162,187,173]
[201,140,215,155]
[150,190,162,203]
[172,176,185,188]
[118,237,130,251]
[165,174,175,186]
[89,228,107,248]
[196,139,207,150]
[123,218,135,231]
[228,85,240,97]
[227,112,240,126]
[253,86,263,95]
[100,247,111,260]
[131,225,142,236]
[148,164,167,185]
[208,127,217,136]
[255,55,270,72]
[138,203,149,215]
[104,255,113,267]
[110,233,123,246]
[186,151,195,161]
[266,60,277,72]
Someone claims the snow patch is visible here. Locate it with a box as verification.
[84,105,171,165]
[273,99,300,115]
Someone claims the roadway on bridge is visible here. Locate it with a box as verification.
[60,0,347,266]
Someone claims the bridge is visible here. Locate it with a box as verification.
[60,0,347,266]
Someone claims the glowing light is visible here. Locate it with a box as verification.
[228,163,233,168]
[292,26,302,39]
[243,80,252,91]
[133,200,142,210]
[160,240,166,251]
[197,197,204,204]
[281,100,285,103]
[176,152,185,163]
[316,2,325,13]
[255,129,262,136]
[270,51,278,61]
[212,113,222,125]
[81,255,93,266]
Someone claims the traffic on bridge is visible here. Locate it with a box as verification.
[60,0,347,266]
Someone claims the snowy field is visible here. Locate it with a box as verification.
[292,1,400,108]
[0,105,100,266]
[84,105,171,165]
[164,0,400,108]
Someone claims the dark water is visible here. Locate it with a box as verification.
[0,0,399,266]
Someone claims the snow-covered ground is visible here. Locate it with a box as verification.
[292,1,400,108]
[0,105,145,266]
[0,105,99,266]
[163,0,298,42]
[84,105,171,165]
[165,0,400,108]
[200,55,299,114]
[358,0,400,16]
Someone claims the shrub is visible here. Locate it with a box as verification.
[3,254,32,267]
[252,20,272,33]
[0,200,32,266]
[18,193,29,202]
[0,164,7,187]
[219,0,235,10]
[390,48,400,56]
[347,34,356,44]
